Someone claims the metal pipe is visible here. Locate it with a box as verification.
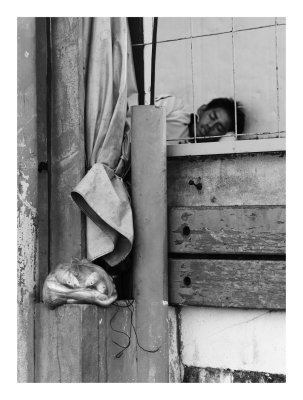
[150,17,158,105]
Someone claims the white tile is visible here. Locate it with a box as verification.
[234,17,275,31]
[192,33,234,112]
[277,25,286,132]
[153,39,194,110]
[276,17,286,25]
[191,17,232,36]
[157,17,191,42]
[181,307,286,374]
[234,27,278,134]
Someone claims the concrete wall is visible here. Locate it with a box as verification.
[180,307,285,373]
[168,306,285,382]
[143,17,286,136]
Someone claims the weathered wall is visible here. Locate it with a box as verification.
[17,17,39,382]
[18,16,86,383]
[167,306,285,383]
[49,18,86,270]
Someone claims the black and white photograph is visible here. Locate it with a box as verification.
[15,8,292,389]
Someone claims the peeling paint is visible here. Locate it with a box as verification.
[180,212,192,221]
[18,169,37,215]
[17,17,39,382]
[17,207,38,305]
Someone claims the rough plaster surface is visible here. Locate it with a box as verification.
[180,307,285,374]
[17,17,38,382]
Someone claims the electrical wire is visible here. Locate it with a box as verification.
[110,300,161,358]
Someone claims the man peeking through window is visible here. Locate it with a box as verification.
[155,95,245,144]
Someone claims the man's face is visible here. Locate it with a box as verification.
[197,106,232,138]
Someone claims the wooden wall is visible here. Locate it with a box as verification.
[17,17,39,383]
[166,151,286,381]
[35,303,138,382]
[167,152,286,310]
[49,18,86,270]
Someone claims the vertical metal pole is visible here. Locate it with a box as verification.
[131,105,169,382]
[150,17,158,105]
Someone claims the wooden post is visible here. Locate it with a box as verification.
[35,304,99,382]
[34,303,137,382]
[131,106,169,382]
[17,17,39,382]
[49,18,86,270]
[36,17,49,299]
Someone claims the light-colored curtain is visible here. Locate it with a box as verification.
[71,17,138,266]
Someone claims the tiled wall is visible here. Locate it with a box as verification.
[141,17,286,135]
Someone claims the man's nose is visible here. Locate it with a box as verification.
[208,121,215,129]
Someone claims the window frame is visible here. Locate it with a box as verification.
[167,137,286,157]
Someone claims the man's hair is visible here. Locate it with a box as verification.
[205,98,245,134]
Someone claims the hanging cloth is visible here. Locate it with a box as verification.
[71,17,138,266]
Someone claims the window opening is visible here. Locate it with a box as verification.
[146,17,286,154]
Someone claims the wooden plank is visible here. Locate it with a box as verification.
[35,304,99,382]
[36,17,49,300]
[35,304,81,382]
[81,306,99,382]
[35,303,137,382]
[169,259,285,309]
[105,302,137,383]
[98,308,108,383]
[131,106,169,382]
[53,306,82,382]
[35,304,61,382]
[17,17,38,383]
[50,18,85,270]
[167,152,285,207]
[169,206,285,255]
